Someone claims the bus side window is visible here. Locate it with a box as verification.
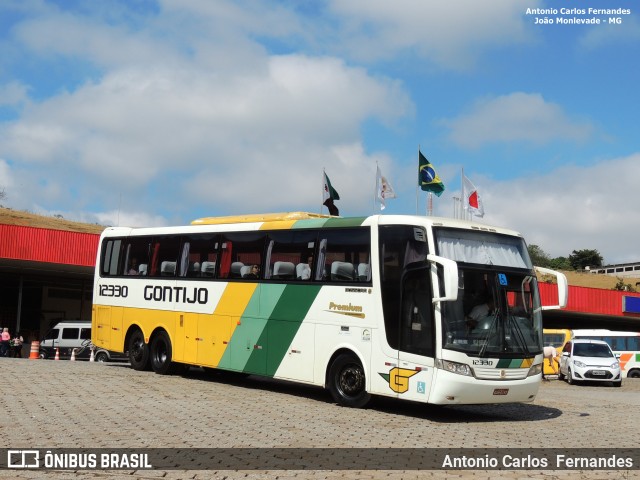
[264,230,319,281]
[609,337,625,351]
[148,236,181,277]
[219,231,267,280]
[319,228,370,284]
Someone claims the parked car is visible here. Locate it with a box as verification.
[39,320,127,362]
[559,339,621,387]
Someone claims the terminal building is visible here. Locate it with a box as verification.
[0,208,639,344]
[0,209,103,343]
[588,262,640,280]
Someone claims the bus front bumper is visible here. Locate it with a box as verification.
[428,370,541,405]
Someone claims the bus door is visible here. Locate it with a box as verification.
[395,267,436,402]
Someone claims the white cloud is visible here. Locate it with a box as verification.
[0,34,412,217]
[579,15,640,50]
[0,82,29,107]
[327,0,539,68]
[442,92,595,149]
[0,159,13,194]
[477,153,640,264]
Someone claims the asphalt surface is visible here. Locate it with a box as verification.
[0,357,638,479]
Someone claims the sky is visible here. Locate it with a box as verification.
[0,0,639,265]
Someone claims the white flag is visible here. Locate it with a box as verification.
[376,166,397,210]
[462,174,484,217]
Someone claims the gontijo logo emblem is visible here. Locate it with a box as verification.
[379,367,419,393]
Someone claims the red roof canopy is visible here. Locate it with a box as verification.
[0,224,100,267]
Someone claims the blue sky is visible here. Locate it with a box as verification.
[0,0,639,264]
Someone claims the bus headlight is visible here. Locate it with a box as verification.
[436,359,473,377]
[528,363,542,377]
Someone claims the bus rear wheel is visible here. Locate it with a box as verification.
[128,329,150,371]
[627,369,640,379]
[328,353,371,408]
[150,330,176,375]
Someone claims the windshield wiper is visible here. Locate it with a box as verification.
[508,314,531,356]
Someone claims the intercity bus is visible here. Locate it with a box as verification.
[91,212,567,407]
[571,329,640,378]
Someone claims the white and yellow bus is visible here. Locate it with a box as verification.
[571,329,640,378]
[92,212,567,407]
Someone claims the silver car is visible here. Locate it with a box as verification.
[559,339,621,387]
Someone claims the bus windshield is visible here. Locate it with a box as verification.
[435,228,532,269]
[440,268,543,357]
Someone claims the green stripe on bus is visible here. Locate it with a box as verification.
[246,284,322,376]
[496,359,523,368]
[323,217,367,228]
[291,217,367,229]
[220,284,286,372]
[291,219,332,229]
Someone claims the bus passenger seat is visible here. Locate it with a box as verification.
[240,265,252,278]
[273,261,295,279]
[230,262,244,278]
[201,261,216,277]
[296,263,311,280]
[331,261,355,281]
[357,263,370,281]
[161,261,176,276]
[138,264,147,276]
[188,262,200,276]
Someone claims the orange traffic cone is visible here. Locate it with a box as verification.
[29,341,40,360]
[70,348,76,361]
[54,348,60,361]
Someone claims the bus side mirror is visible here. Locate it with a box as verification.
[534,266,568,310]
[427,254,458,303]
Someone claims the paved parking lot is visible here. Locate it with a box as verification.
[0,358,638,479]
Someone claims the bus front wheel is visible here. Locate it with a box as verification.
[128,329,150,371]
[150,331,175,375]
[327,353,371,408]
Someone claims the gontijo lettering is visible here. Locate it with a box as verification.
[144,285,208,304]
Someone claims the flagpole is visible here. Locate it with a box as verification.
[416,145,420,215]
[373,163,378,214]
[461,166,464,220]
[321,168,324,215]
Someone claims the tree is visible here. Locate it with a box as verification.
[527,244,551,268]
[549,256,572,270]
[613,277,636,292]
[569,249,603,270]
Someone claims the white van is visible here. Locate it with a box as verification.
[39,320,126,362]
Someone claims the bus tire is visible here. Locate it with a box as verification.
[128,329,150,371]
[327,353,371,408]
[627,369,640,379]
[150,330,175,375]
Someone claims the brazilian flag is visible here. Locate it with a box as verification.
[418,151,445,196]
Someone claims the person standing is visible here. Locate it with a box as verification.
[11,332,24,358]
[0,327,11,357]
[543,345,560,380]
